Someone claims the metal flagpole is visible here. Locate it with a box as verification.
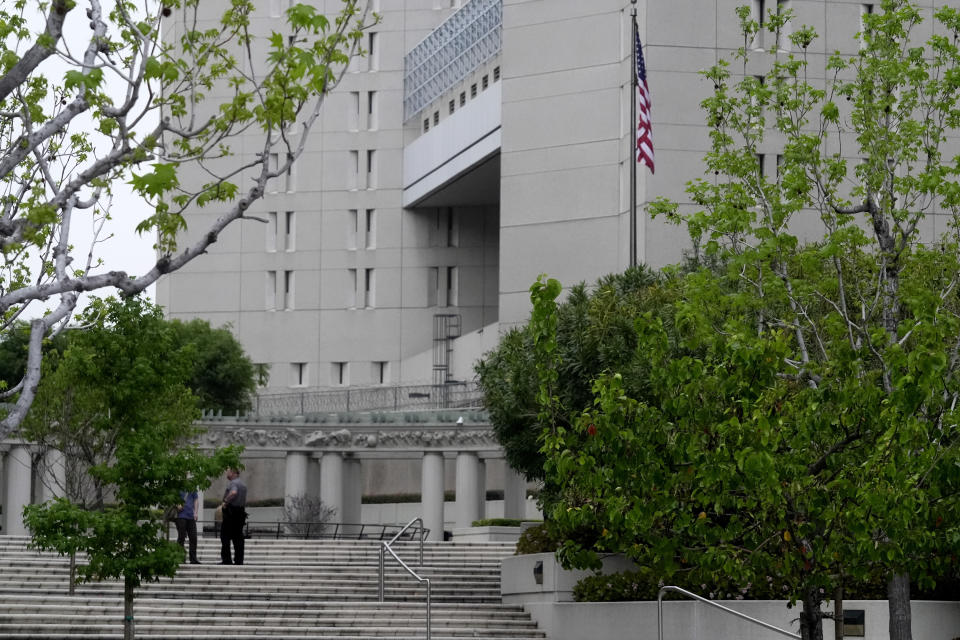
[629,0,638,268]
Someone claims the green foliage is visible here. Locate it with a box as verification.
[0,322,68,391]
[476,266,676,481]
[471,518,537,528]
[572,569,960,603]
[168,318,258,414]
[9,301,257,422]
[22,296,242,597]
[515,523,560,556]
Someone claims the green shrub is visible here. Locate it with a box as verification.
[473,518,522,527]
[572,570,958,603]
[573,569,793,602]
[573,569,664,602]
[472,518,541,527]
[515,523,559,555]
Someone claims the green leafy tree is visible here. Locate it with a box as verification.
[0,0,375,437]
[22,295,242,640]
[169,318,259,414]
[21,296,256,505]
[476,266,676,482]
[533,271,959,640]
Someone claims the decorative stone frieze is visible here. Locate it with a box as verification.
[189,409,498,454]
[204,427,303,447]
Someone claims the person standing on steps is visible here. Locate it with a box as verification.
[175,488,201,564]
[220,468,248,565]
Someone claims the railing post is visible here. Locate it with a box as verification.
[425,579,432,640]
[378,544,385,602]
[658,591,664,640]
[418,518,424,566]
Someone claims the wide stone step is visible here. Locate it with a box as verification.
[0,565,502,578]
[0,549,506,555]
[0,585,501,599]
[0,538,515,554]
[0,626,544,639]
[0,562,504,577]
[0,615,540,630]
[0,586,502,599]
[0,608,534,624]
[0,554,510,569]
[0,626,545,640]
[0,611,539,625]
[1,596,527,613]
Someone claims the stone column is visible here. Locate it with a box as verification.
[307,456,322,499]
[320,452,345,533]
[284,451,310,515]
[421,452,445,542]
[455,451,482,529]
[38,449,66,503]
[503,464,527,520]
[3,446,33,536]
[342,457,362,536]
[476,459,487,522]
[38,449,67,502]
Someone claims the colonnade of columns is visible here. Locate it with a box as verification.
[1,445,527,542]
[284,450,527,541]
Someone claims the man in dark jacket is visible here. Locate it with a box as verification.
[220,468,247,565]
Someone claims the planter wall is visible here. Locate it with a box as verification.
[501,552,639,603]
[503,554,960,640]
[522,600,960,640]
[452,525,523,543]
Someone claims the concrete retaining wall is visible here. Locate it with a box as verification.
[522,600,960,640]
[502,554,960,640]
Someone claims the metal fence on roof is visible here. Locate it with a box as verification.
[227,381,484,418]
[403,0,502,121]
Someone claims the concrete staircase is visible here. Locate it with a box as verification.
[0,535,545,639]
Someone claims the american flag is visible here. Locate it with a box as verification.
[635,31,654,174]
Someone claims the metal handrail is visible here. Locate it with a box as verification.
[657,586,800,640]
[379,516,431,640]
[198,520,429,541]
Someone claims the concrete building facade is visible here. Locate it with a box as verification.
[156,0,913,392]
[159,0,907,392]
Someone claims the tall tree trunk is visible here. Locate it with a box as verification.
[799,587,824,640]
[834,585,844,640]
[123,576,135,640]
[888,572,912,640]
[68,552,76,596]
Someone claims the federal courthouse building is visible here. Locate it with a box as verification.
[156,0,897,392]
[1,0,944,537]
